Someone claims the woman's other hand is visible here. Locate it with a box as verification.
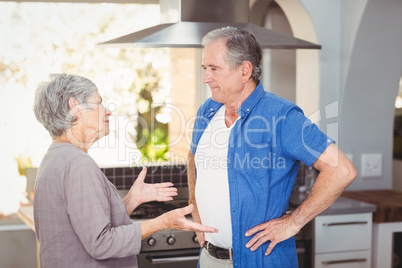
[124,167,178,214]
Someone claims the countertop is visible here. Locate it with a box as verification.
[19,194,378,231]
[289,192,377,216]
[17,206,35,232]
[342,190,402,223]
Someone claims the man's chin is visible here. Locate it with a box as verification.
[210,92,222,103]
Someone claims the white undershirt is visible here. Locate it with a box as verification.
[195,105,238,248]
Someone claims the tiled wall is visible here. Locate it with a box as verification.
[100,165,188,190]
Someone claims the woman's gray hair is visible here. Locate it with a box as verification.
[202,26,262,83]
[33,73,97,138]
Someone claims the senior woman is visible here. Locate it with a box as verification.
[33,73,217,267]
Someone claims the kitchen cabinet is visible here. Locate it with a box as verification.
[289,195,375,268]
[17,206,39,268]
[0,214,37,268]
[313,212,372,268]
[342,190,402,268]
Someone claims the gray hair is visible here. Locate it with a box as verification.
[202,26,262,83]
[33,73,97,138]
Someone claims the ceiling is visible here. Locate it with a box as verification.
[0,0,158,3]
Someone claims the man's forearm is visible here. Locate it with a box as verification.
[290,144,357,230]
[187,152,202,224]
[291,171,348,229]
[187,151,196,205]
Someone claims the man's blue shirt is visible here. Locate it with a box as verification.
[191,82,333,267]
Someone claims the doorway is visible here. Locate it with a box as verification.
[393,74,402,191]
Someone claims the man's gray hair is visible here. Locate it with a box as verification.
[202,26,262,83]
[33,73,97,138]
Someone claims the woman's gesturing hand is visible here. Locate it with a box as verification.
[140,204,218,239]
[162,204,219,234]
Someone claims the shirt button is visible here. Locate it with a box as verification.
[247,108,250,111]
[327,139,331,142]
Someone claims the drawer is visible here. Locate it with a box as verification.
[314,213,372,253]
[315,250,370,268]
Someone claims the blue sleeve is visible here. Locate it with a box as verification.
[190,105,206,156]
[279,106,334,167]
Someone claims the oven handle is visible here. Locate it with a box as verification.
[150,255,200,264]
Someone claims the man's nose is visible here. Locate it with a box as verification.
[203,70,212,84]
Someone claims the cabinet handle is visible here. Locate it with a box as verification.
[323,221,368,227]
[322,258,367,265]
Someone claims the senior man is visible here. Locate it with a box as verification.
[187,26,357,267]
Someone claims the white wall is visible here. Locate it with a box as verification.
[302,0,402,190]
[300,0,343,109]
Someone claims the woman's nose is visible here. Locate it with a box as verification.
[106,107,112,116]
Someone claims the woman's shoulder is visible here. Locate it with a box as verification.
[41,143,98,175]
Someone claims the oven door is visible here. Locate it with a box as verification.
[137,248,200,268]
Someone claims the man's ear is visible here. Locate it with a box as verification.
[241,61,253,83]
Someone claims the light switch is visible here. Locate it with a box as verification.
[361,153,382,177]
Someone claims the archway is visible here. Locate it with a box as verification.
[250,0,320,116]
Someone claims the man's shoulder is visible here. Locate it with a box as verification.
[257,91,302,114]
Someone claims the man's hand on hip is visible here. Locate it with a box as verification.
[244,214,300,256]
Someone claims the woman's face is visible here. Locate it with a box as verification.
[79,90,112,142]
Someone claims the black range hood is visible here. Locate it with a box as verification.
[101,0,321,49]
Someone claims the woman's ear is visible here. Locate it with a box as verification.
[68,97,81,120]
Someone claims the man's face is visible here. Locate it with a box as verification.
[202,39,243,104]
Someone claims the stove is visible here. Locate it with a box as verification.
[130,189,201,267]
[130,201,188,220]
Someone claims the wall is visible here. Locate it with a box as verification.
[301,0,402,190]
[168,48,198,162]
[252,0,402,190]
[300,0,343,111]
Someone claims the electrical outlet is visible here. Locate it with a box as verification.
[361,153,382,177]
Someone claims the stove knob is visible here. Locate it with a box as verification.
[193,234,198,243]
[147,237,156,247]
[167,236,176,245]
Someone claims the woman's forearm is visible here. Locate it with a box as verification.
[140,217,166,239]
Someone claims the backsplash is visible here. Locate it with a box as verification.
[100,165,188,190]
